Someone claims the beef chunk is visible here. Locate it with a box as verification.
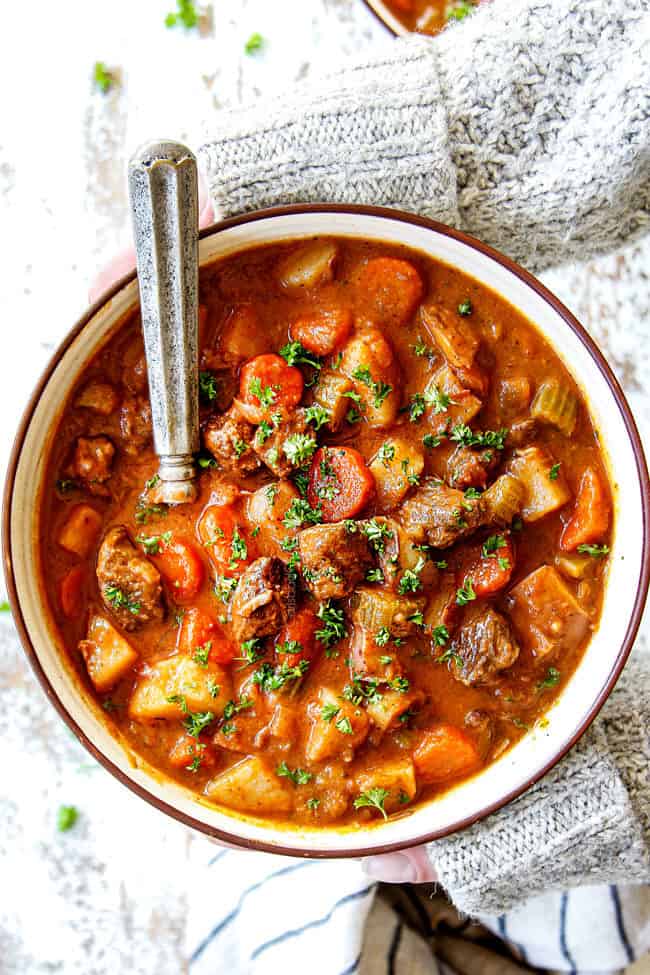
[96,526,164,631]
[203,404,260,476]
[298,522,372,600]
[120,394,152,456]
[446,446,496,490]
[71,436,114,494]
[229,557,290,642]
[399,479,485,549]
[449,605,519,686]
[508,417,539,447]
[252,409,317,478]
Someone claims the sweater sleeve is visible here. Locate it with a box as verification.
[199,0,650,274]
[433,653,650,916]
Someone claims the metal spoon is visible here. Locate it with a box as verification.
[128,139,199,505]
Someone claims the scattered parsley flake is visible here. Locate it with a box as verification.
[353,787,389,820]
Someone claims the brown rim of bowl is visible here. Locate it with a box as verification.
[360,0,404,36]
[4,203,649,858]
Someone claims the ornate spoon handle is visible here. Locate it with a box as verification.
[128,140,199,504]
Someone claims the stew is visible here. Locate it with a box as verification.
[383,0,480,36]
[41,236,612,827]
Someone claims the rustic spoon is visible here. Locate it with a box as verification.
[128,139,200,505]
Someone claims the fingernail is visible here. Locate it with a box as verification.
[363,852,417,883]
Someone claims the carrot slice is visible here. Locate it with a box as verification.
[457,533,515,598]
[151,537,205,602]
[60,565,85,618]
[413,724,481,784]
[197,504,255,576]
[560,466,610,552]
[238,353,304,423]
[275,607,321,669]
[289,307,353,357]
[307,446,375,522]
[355,257,424,326]
[177,606,237,665]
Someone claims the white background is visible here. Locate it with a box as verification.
[0,0,648,971]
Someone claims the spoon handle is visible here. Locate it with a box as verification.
[128,140,199,504]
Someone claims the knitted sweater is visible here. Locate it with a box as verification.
[199,0,650,916]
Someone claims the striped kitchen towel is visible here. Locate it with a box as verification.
[186,845,650,974]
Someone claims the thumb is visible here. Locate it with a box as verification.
[362,844,438,884]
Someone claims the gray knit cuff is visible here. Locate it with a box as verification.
[198,36,459,226]
[432,658,650,917]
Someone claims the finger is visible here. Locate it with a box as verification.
[362,844,438,884]
[88,165,214,303]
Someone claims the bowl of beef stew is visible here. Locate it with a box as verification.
[4,205,648,857]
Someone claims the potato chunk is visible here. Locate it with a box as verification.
[128,656,231,720]
[369,437,424,510]
[278,240,337,290]
[205,756,293,814]
[426,365,482,433]
[356,758,417,812]
[79,614,138,693]
[311,370,354,432]
[339,329,400,428]
[505,565,590,659]
[366,688,425,733]
[58,504,103,557]
[247,480,299,526]
[508,446,570,522]
[305,688,369,763]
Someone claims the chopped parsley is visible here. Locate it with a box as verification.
[577,543,610,558]
[165,0,200,28]
[306,797,320,811]
[167,694,215,737]
[199,370,218,403]
[283,433,317,466]
[283,498,322,529]
[366,568,384,583]
[252,659,309,693]
[316,601,347,654]
[134,500,168,525]
[207,678,221,699]
[408,393,426,423]
[431,624,450,647]
[276,761,312,785]
[136,531,172,555]
[423,433,446,449]
[321,703,340,722]
[244,31,264,54]
[304,404,330,431]
[398,556,426,595]
[249,376,277,410]
[437,647,464,667]
[214,575,238,604]
[237,638,265,668]
[57,805,79,832]
[412,337,433,357]
[343,674,382,707]
[376,442,396,467]
[197,454,218,469]
[388,676,410,693]
[549,462,561,480]
[233,439,248,458]
[456,577,477,606]
[192,642,212,667]
[363,519,393,555]
[450,424,508,451]
[279,341,321,370]
[375,627,391,647]
[229,527,247,568]
[447,0,474,20]
[537,667,561,690]
[335,715,353,735]
[457,299,473,316]
[352,366,393,409]
[482,534,506,558]
[223,696,254,720]
[93,61,116,94]
[103,585,141,616]
[353,787,389,820]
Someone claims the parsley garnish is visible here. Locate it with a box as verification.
[363,519,393,555]
[321,703,340,722]
[283,498,322,529]
[252,660,310,693]
[577,543,610,558]
[412,338,433,357]
[316,601,347,654]
[104,585,141,616]
[93,62,115,94]
[375,627,391,646]
[482,534,506,558]
[335,716,353,735]
[57,805,78,832]
[366,568,384,583]
[423,433,445,449]
[249,376,277,410]
[244,31,264,54]
[214,575,238,604]
[222,696,254,720]
[450,424,507,451]
[136,531,172,555]
[456,577,476,606]
[199,371,218,403]
[165,0,200,28]
[167,694,215,737]
[437,647,464,667]
[353,788,389,820]
[457,299,473,316]
[304,404,330,431]
[352,366,392,408]
[277,761,312,785]
[549,462,561,480]
[283,433,317,466]
[537,667,561,690]
[192,643,212,667]
[377,442,396,467]
[408,394,426,423]
[398,556,426,595]
[280,341,321,370]
[432,624,450,647]
[307,797,320,810]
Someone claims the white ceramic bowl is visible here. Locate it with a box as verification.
[4,205,649,857]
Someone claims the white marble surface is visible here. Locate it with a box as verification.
[0,1,648,972]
